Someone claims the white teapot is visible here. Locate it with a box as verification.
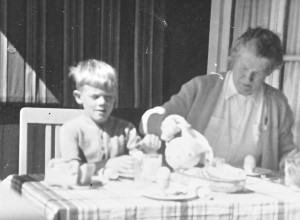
[165,125,213,171]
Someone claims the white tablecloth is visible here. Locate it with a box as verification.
[3,174,300,220]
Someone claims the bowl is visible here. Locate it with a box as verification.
[171,167,246,193]
[206,177,245,193]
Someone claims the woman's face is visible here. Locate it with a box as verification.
[232,48,272,96]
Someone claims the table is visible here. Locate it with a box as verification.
[3,174,300,220]
[0,181,46,220]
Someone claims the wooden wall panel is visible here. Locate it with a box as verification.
[6,0,26,102]
[119,0,136,107]
[0,0,165,108]
[0,105,21,179]
[46,0,64,104]
[0,0,7,103]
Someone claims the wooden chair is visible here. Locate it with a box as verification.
[18,107,145,174]
[19,107,83,174]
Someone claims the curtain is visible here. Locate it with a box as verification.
[283,0,300,148]
[207,0,232,74]
[0,0,165,109]
[133,0,164,108]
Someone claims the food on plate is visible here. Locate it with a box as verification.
[164,182,188,196]
[141,181,198,201]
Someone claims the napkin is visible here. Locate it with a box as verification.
[44,158,95,187]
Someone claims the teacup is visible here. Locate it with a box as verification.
[78,163,96,186]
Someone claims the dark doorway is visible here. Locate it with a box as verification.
[163,0,211,101]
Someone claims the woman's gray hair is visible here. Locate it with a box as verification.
[228,27,284,73]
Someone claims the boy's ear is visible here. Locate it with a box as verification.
[73,90,83,105]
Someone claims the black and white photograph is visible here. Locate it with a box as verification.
[1,0,300,219]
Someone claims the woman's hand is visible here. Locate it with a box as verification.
[105,155,135,178]
[160,114,190,142]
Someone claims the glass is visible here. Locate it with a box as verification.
[285,158,300,189]
[133,153,162,185]
[79,163,96,186]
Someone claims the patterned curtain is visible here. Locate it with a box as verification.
[0,0,165,109]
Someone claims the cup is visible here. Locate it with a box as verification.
[285,158,300,189]
[78,163,96,186]
[133,153,162,185]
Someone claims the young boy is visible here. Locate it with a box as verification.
[59,59,161,178]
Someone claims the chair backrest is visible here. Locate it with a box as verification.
[19,107,83,174]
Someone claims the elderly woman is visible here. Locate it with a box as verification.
[141,27,298,171]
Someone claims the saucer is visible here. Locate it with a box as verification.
[246,167,272,177]
[141,189,197,201]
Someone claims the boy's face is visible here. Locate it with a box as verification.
[74,85,115,124]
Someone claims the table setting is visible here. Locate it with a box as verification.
[3,125,300,220]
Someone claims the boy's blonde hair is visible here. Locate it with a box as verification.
[69,59,118,96]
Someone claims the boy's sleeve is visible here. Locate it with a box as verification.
[125,123,142,152]
[59,122,81,162]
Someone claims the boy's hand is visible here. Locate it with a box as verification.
[140,134,162,153]
[105,155,135,178]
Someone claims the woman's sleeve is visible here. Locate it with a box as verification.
[163,79,197,116]
[278,95,298,169]
[140,78,198,136]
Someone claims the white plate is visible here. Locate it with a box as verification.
[141,189,198,201]
[246,167,272,177]
[45,177,104,190]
